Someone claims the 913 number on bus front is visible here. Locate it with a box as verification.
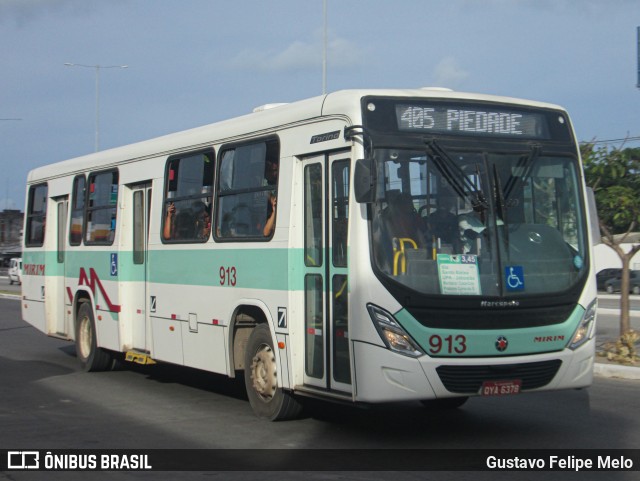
[219,266,237,286]
[428,334,467,355]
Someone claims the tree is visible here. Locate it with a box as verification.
[581,143,640,336]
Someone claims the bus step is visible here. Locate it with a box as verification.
[125,351,156,365]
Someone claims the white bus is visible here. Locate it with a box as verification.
[22,88,597,420]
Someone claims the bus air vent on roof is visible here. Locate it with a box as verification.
[252,103,289,113]
[420,87,454,92]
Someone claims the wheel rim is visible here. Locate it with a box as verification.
[77,315,92,360]
[250,343,277,403]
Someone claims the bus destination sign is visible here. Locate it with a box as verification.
[395,103,550,139]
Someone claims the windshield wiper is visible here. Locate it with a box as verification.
[493,162,510,257]
[503,144,541,201]
[424,139,489,211]
[493,163,507,224]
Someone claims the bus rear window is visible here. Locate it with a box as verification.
[25,184,48,247]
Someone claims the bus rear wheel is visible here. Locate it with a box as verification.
[75,302,114,372]
[244,324,302,421]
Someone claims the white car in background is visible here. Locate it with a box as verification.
[8,257,22,285]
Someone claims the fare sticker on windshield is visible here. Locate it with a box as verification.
[437,254,481,295]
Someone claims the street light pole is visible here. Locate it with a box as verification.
[64,63,128,152]
[322,0,327,95]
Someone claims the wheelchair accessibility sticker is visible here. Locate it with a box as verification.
[505,266,524,291]
[110,253,118,276]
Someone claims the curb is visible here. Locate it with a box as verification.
[0,293,20,300]
[593,362,640,380]
[597,307,640,318]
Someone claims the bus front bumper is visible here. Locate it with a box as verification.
[352,338,595,403]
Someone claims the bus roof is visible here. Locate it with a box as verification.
[27,88,566,183]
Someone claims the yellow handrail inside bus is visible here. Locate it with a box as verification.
[393,237,417,276]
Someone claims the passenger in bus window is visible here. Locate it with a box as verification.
[264,158,278,186]
[385,191,426,247]
[163,201,210,241]
[263,192,277,236]
[192,201,212,240]
[163,203,194,240]
[261,159,278,236]
[426,194,460,252]
[458,206,486,254]
[163,202,176,240]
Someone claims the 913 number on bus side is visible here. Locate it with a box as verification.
[219,266,237,286]
[429,334,467,354]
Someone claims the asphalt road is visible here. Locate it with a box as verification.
[598,293,640,312]
[1,296,639,480]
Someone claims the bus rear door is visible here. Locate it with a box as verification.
[124,182,152,352]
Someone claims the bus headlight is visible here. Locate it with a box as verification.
[569,299,597,350]
[367,304,423,358]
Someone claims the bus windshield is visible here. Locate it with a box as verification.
[370,146,588,297]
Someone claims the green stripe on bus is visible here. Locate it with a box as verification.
[23,247,349,291]
[394,304,585,357]
[147,248,298,289]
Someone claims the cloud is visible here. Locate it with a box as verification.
[0,0,108,26]
[228,30,365,73]
[465,0,636,14]
[432,57,469,88]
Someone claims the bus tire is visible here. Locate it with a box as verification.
[421,397,468,410]
[75,301,113,372]
[244,324,302,421]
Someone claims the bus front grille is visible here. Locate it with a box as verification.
[436,360,563,394]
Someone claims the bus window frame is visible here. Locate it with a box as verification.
[84,168,119,246]
[161,148,215,244]
[69,174,86,246]
[213,135,280,243]
[25,183,48,248]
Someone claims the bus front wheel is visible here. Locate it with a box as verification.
[75,302,114,372]
[244,324,302,421]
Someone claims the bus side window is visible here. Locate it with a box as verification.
[215,138,279,240]
[162,150,214,242]
[85,170,119,245]
[69,175,86,246]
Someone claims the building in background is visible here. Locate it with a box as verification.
[593,233,640,274]
[0,209,23,266]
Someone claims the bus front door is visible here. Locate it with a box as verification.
[302,152,352,394]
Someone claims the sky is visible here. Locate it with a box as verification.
[0,0,638,211]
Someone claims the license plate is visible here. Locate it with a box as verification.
[480,380,522,396]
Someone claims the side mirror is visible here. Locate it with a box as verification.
[354,158,375,203]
